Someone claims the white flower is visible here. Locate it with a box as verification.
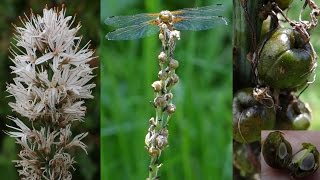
[7,7,95,125]
[48,153,75,180]
[65,132,88,154]
[6,6,95,179]
[4,116,30,146]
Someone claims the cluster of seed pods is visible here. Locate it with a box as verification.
[233,0,318,144]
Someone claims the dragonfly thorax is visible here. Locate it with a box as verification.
[159,10,173,24]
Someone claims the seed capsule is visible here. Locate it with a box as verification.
[274,0,293,10]
[169,58,179,69]
[276,93,311,130]
[288,143,319,179]
[262,131,292,169]
[233,88,275,143]
[258,28,316,90]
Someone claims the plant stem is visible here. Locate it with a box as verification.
[146,24,180,180]
[233,0,263,179]
[233,0,263,90]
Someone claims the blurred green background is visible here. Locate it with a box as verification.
[286,1,320,130]
[0,1,100,179]
[101,0,232,179]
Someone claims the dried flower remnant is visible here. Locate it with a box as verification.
[5,6,96,179]
[144,24,180,180]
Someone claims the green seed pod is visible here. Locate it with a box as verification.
[288,143,319,179]
[258,28,316,90]
[274,0,293,10]
[260,16,271,41]
[276,93,311,130]
[262,131,292,169]
[233,88,276,143]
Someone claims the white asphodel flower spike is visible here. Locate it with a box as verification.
[6,6,96,179]
[8,6,96,123]
[4,116,31,145]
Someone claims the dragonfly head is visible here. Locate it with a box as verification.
[159,10,173,24]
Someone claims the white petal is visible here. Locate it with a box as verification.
[35,53,53,65]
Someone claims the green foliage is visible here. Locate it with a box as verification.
[0,1,99,179]
[101,0,232,179]
[0,137,17,179]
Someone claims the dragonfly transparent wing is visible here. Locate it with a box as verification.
[173,4,226,17]
[104,13,158,28]
[172,4,228,31]
[106,22,160,40]
[173,16,228,31]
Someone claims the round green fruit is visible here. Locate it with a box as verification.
[258,28,316,90]
[274,0,293,10]
[262,131,292,169]
[288,143,319,179]
[276,93,311,130]
[233,88,276,143]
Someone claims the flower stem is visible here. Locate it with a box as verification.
[146,24,180,179]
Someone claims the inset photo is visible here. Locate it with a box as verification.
[261,130,320,180]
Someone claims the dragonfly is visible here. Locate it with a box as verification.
[105,4,228,40]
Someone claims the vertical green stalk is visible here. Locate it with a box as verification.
[233,0,263,90]
[233,0,263,178]
[146,24,180,180]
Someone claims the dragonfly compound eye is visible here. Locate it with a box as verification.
[159,10,173,23]
[288,143,319,179]
[262,131,292,169]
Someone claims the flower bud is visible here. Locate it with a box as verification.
[159,32,164,41]
[171,74,179,84]
[158,51,167,64]
[149,117,155,125]
[154,96,166,108]
[148,146,160,157]
[151,81,162,92]
[166,103,176,114]
[169,58,179,69]
[156,134,168,149]
[158,70,168,80]
[170,30,180,40]
[164,93,173,101]
[145,133,152,147]
[167,74,179,88]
